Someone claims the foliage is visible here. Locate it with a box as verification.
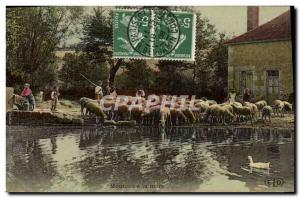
[156,12,229,100]
[78,8,123,86]
[156,61,195,94]
[61,7,229,100]
[115,60,156,91]
[6,7,83,92]
[7,6,229,100]
[59,52,109,88]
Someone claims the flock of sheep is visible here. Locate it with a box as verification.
[79,96,293,127]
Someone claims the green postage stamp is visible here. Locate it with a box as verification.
[113,7,196,61]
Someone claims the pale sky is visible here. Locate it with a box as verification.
[65,6,290,46]
[195,6,290,37]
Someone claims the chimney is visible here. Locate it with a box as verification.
[247,6,259,31]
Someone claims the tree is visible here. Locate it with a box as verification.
[205,33,228,99]
[116,60,155,91]
[156,61,195,94]
[156,11,229,100]
[59,52,109,88]
[79,7,123,87]
[6,7,83,91]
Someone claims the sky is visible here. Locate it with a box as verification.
[195,6,290,36]
[65,6,290,46]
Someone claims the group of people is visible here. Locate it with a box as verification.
[20,83,59,111]
[20,80,288,113]
[94,80,117,101]
[229,87,288,103]
[94,80,145,101]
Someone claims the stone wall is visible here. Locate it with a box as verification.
[6,87,14,111]
[7,111,84,125]
[228,40,293,102]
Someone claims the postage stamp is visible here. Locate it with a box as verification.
[113,7,196,61]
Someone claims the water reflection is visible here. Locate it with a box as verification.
[6,126,294,192]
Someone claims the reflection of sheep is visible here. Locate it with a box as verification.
[262,106,272,122]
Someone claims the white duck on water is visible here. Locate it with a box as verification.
[248,156,270,169]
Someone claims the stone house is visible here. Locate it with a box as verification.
[225,7,293,103]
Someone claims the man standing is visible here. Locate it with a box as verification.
[136,89,145,98]
[95,81,103,102]
[105,80,111,96]
[51,86,60,111]
[243,88,252,102]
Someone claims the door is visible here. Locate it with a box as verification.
[266,70,279,103]
[239,71,254,95]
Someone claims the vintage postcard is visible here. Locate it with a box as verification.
[6,6,295,193]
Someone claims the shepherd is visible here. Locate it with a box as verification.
[95,81,103,103]
[51,86,60,111]
[20,83,35,111]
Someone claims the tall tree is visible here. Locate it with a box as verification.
[80,7,123,87]
[6,7,83,91]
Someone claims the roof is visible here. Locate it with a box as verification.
[225,10,291,45]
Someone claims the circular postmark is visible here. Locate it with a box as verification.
[127,7,180,57]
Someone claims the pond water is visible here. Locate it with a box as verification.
[6,125,294,192]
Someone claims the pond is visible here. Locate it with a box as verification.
[6,125,294,192]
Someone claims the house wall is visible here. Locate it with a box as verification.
[228,40,293,102]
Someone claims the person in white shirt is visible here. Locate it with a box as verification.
[228,89,236,103]
[136,89,145,98]
[110,86,117,99]
[95,81,103,101]
[51,86,60,111]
